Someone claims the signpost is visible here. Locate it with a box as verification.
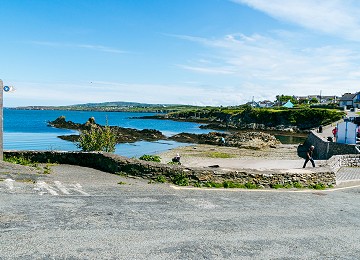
[0,79,13,160]
[0,79,3,160]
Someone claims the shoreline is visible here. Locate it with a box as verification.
[155,143,314,170]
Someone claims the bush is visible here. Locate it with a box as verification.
[155,175,167,183]
[171,172,189,186]
[139,154,161,162]
[77,123,116,152]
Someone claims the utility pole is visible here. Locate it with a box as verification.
[0,79,3,160]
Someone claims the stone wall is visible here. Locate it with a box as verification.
[303,131,358,159]
[328,154,360,173]
[4,150,336,188]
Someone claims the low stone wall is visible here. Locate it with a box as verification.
[4,150,336,188]
[303,131,358,159]
[328,154,360,173]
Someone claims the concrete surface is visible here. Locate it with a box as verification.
[1,164,360,259]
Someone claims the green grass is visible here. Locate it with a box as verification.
[4,156,38,167]
[205,152,233,158]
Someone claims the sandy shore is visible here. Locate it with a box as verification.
[155,144,318,170]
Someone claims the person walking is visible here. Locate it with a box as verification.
[303,145,315,168]
[332,127,337,142]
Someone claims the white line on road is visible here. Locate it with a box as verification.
[4,178,15,190]
[35,181,59,196]
[54,181,71,195]
[70,183,90,196]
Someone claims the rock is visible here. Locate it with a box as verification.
[49,116,166,144]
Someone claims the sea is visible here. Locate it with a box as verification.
[3,109,213,158]
[3,109,305,158]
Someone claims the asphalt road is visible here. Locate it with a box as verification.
[1,164,360,259]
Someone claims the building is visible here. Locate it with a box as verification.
[339,93,359,109]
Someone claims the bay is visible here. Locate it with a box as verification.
[3,109,211,158]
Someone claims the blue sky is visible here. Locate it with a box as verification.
[1,0,360,107]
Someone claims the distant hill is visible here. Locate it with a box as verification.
[10,101,199,112]
[72,101,180,108]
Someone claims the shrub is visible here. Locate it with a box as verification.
[77,123,116,152]
[171,172,189,186]
[139,154,161,162]
[155,175,167,183]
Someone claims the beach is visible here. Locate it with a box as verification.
[156,143,314,170]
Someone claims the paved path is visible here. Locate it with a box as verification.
[1,164,360,259]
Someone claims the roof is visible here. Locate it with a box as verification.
[283,100,294,108]
[340,93,357,101]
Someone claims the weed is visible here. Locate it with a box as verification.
[139,154,161,162]
[312,183,327,190]
[118,181,126,185]
[284,183,293,189]
[204,181,223,188]
[205,152,233,158]
[245,182,258,189]
[193,182,201,187]
[4,156,38,167]
[167,161,181,165]
[271,184,283,189]
[171,172,189,186]
[223,181,242,188]
[155,175,167,183]
[293,182,304,189]
[42,164,52,174]
[115,171,127,176]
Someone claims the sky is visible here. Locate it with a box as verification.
[1,0,360,107]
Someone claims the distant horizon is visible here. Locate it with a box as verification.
[1,0,360,107]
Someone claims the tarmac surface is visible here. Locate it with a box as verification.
[1,162,360,259]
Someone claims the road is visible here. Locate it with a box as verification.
[1,164,360,259]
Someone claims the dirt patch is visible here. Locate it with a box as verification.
[157,144,301,167]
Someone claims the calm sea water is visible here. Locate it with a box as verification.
[3,109,211,157]
[3,109,304,158]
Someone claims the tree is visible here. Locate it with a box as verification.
[77,123,116,152]
[309,98,319,104]
[276,95,298,105]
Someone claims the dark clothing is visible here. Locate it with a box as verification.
[172,156,181,163]
[303,147,315,168]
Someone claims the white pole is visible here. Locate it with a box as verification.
[0,79,3,160]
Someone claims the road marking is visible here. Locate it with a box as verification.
[35,181,59,196]
[54,181,71,195]
[4,178,15,191]
[69,183,90,196]
[33,181,90,196]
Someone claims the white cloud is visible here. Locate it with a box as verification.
[175,31,360,99]
[29,41,127,54]
[232,0,360,41]
[3,81,248,107]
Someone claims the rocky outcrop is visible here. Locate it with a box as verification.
[48,116,166,143]
[50,117,280,149]
[169,131,280,150]
[200,123,304,133]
